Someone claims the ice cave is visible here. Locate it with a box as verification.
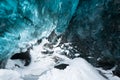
[0,0,120,80]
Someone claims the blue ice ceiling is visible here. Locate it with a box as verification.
[0,0,79,60]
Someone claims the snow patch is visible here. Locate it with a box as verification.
[4,38,120,80]
[38,58,106,80]
[0,69,23,80]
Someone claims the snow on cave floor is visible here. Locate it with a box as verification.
[0,38,120,80]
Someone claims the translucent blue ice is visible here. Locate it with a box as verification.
[0,0,79,60]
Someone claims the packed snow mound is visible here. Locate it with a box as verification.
[39,58,107,80]
[0,69,23,80]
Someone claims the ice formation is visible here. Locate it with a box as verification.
[0,0,120,80]
[0,0,79,61]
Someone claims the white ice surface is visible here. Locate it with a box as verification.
[39,58,106,80]
[3,38,120,80]
[0,69,23,80]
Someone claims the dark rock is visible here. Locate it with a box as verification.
[113,66,120,77]
[48,30,58,44]
[41,50,54,54]
[97,57,115,70]
[0,59,8,68]
[11,50,31,66]
[37,39,42,44]
[54,64,69,70]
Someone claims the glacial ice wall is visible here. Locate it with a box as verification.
[0,0,79,60]
[62,0,120,70]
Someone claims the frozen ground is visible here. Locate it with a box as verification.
[0,38,120,80]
